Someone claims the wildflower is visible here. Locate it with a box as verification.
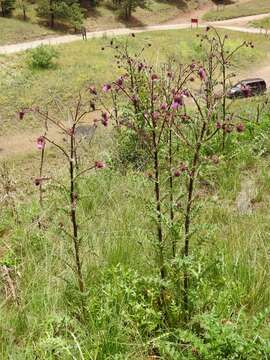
[102,83,111,92]
[151,74,159,81]
[101,112,109,127]
[115,77,124,87]
[216,121,222,129]
[172,93,184,110]
[95,161,106,169]
[160,103,167,111]
[198,66,207,81]
[174,163,188,177]
[180,163,188,172]
[182,89,190,97]
[138,62,144,72]
[36,136,45,150]
[236,123,245,133]
[152,112,159,124]
[190,62,196,70]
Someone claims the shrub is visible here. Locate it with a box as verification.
[28,45,59,69]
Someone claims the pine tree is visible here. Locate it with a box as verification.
[37,0,84,29]
[0,0,16,17]
[112,0,147,20]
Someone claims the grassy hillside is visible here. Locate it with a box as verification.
[1,96,270,358]
[1,27,270,358]
[204,0,270,21]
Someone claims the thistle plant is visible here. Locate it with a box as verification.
[98,29,250,322]
[19,92,107,316]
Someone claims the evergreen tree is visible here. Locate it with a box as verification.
[0,0,16,16]
[37,0,84,29]
[112,0,147,20]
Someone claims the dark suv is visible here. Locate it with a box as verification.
[227,78,267,99]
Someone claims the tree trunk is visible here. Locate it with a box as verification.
[50,0,54,28]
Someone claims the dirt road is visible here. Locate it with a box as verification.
[0,13,269,55]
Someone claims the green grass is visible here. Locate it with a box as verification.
[1,27,270,357]
[203,0,270,21]
[0,28,267,135]
[0,17,57,46]
[251,16,270,30]
[1,110,270,358]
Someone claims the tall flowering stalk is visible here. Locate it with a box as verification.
[99,30,249,321]
[20,92,106,314]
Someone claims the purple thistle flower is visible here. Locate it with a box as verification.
[160,103,167,111]
[198,67,207,81]
[95,161,106,169]
[172,93,184,110]
[236,123,245,133]
[36,136,45,150]
[101,112,109,127]
[151,74,159,81]
[138,62,144,72]
[115,77,124,87]
[102,83,112,93]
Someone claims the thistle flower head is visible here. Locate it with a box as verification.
[95,161,106,169]
[102,83,112,93]
[36,136,45,150]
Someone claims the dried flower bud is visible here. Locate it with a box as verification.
[95,161,105,169]
[236,123,245,133]
[19,110,25,120]
[89,86,97,95]
[101,112,109,127]
[216,121,222,129]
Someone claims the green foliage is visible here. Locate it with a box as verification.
[112,0,147,20]
[37,0,84,28]
[0,0,16,16]
[27,45,59,69]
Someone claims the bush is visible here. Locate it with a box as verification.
[28,45,59,69]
